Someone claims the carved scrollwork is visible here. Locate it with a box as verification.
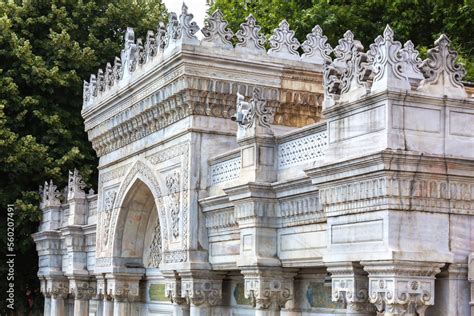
[146,218,162,267]
[301,25,332,65]
[179,3,199,43]
[363,260,444,315]
[268,20,300,60]
[39,180,62,209]
[417,34,467,98]
[201,9,233,49]
[181,280,222,306]
[233,88,273,138]
[235,14,266,52]
[400,40,424,81]
[370,25,410,92]
[68,168,86,200]
[164,170,181,238]
[243,269,294,310]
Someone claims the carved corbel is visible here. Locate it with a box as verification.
[242,268,295,310]
[362,260,444,316]
[163,272,185,304]
[327,262,374,313]
[106,275,141,303]
[181,277,222,306]
[70,280,96,301]
[48,278,69,300]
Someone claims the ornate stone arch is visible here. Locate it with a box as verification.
[107,159,168,262]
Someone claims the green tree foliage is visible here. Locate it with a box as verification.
[0,1,167,313]
[210,0,474,81]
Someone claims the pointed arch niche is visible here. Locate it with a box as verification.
[109,160,166,271]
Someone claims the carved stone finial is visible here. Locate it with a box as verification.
[268,20,300,60]
[323,30,372,105]
[145,30,157,59]
[89,74,97,98]
[338,35,372,101]
[104,62,114,88]
[201,9,234,49]
[333,30,361,69]
[68,169,86,201]
[121,27,138,73]
[233,88,273,139]
[124,27,135,49]
[83,81,89,103]
[157,22,167,50]
[40,180,61,209]
[97,68,105,93]
[417,34,467,98]
[113,56,122,81]
[400,40,424,81]
[179,3,200,43]
[301,25,333,65]
[370,25,410,93]
[235,14,266,52]
[166,13,180,47]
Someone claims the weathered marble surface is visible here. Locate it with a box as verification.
[33,7,474,316]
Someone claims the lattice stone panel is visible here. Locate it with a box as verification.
[278,131,328,169]
[209,157,241,185]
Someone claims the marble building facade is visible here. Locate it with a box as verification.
[33,5,474,316]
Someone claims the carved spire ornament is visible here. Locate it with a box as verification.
[145,30,157,60]
[201,9,233,49]
[157,22,167,51]
[165,12,180,47]
[301,25,333,65]
[179,3,199,44]
[68,169,86,201]
[235,14,266,52]
[417,34,467,98]
[370,25,410,92]
[39,180,62,209]
[400,40,424,81]
[333,30,361,69]
[268,20,300,60]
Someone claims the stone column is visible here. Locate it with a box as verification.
[43,292,52,316]
[467,254,474,316]
[326,262,375,315]
[180,270,224,316]
[428,263,469,315]
[48,278,69,316]
[362,260,444,316]
[103,294,114,316]
[106,274,141,316]
[70,279,96,316]
[241,267,296,316]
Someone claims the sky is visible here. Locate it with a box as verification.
[163,0,209,33]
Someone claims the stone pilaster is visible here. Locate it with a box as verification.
[362,260,444,316]
[241,267,295,313]
[326,262,375,315]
